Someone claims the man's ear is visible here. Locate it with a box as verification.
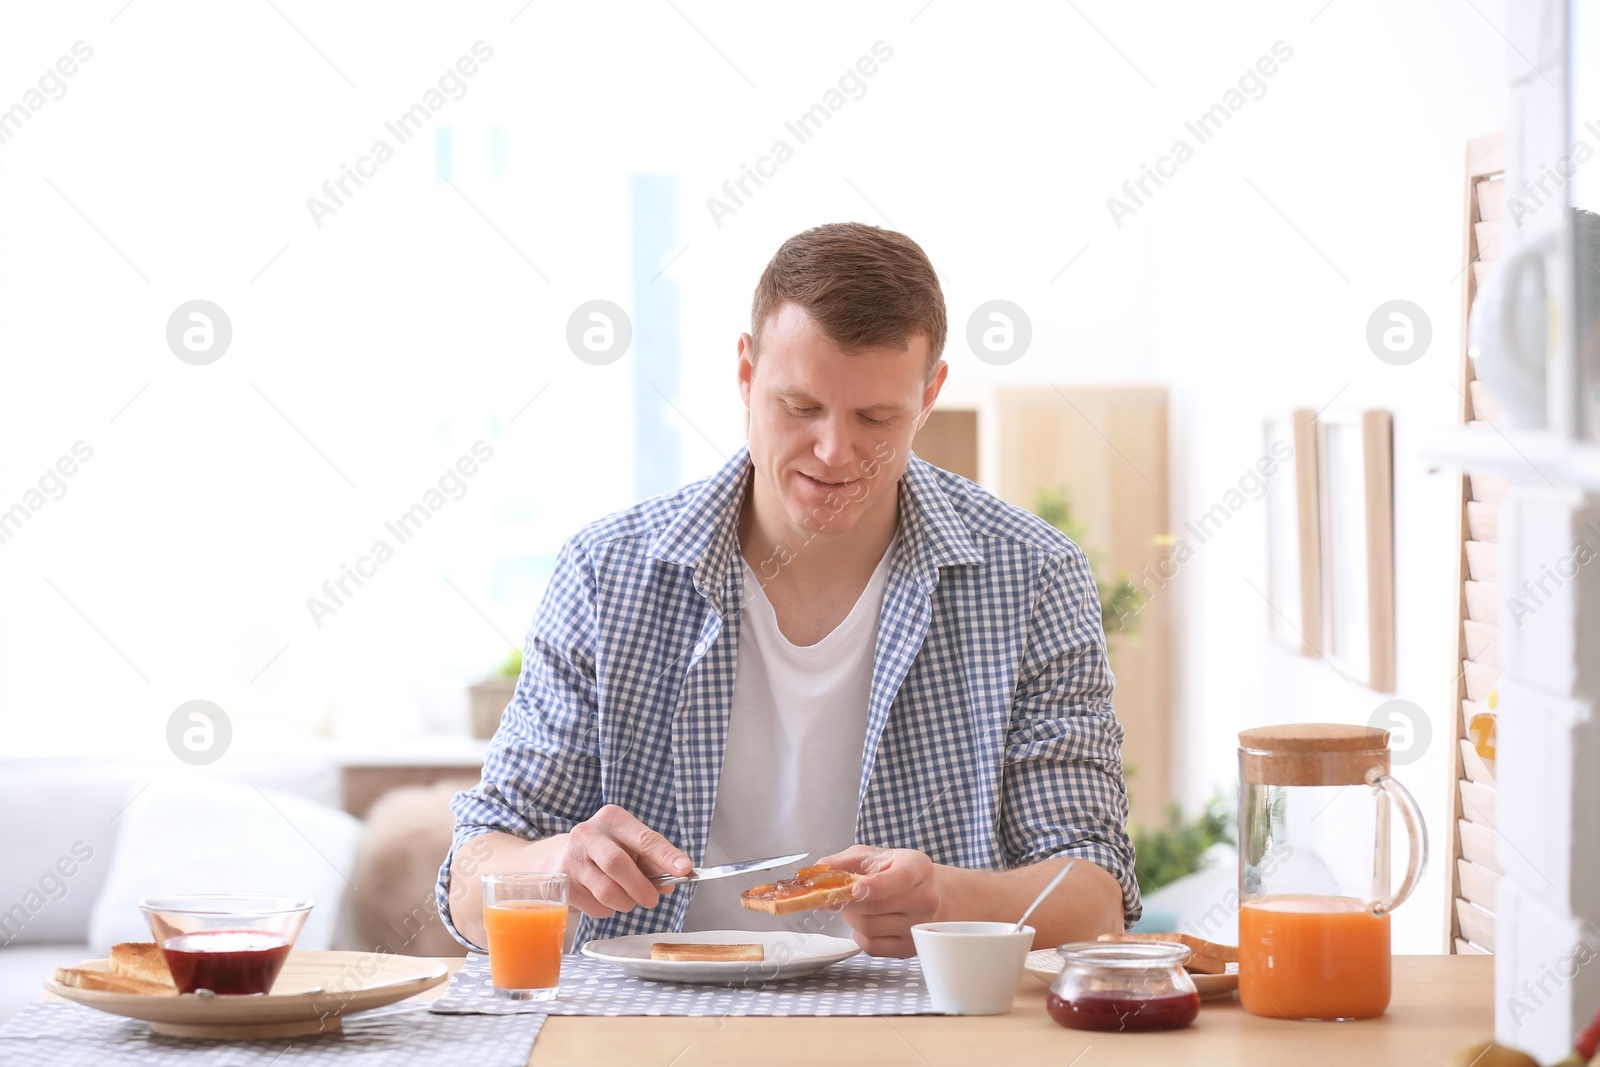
[737,333,755,407]
[915,360,949,431]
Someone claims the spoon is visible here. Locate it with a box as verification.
[1015,859,1076,933]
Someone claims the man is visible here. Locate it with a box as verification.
[438,222,1140,956]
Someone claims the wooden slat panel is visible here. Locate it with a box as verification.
[1464,660,1497,703]
[1467,501,1499,541]
[1460,819,1504,874]
[1478,178,1506,220]
[1469,473,1508,507]
[1361,409,1396,693]
[1469,380,1503,424]
[1457,938,1491,955]
[1458,858,1501,912]
[1464,542,1499,584]
[1461,736,1496,786]
[1463,617,1499,665]
[1464,580,1498,625]
[1461,779,1496,827]
[1449,137,1505,958]
[1457,899,1496,950]
[1474,220,1501,262]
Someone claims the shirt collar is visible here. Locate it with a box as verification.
[646,448,751,605]
[895,452,986,580]
[647,446,984,604]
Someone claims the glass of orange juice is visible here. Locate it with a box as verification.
[482,873,569,1001]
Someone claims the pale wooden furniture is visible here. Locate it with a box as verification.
[914,409,980,482]
[915,384,1172,826]
[1444,131,1507,956]
[32,953,1495,1060]
[338,740,487,818]
[410,954,1493,1064]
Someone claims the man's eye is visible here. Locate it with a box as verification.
[785,404,817,416]
[861,415,892,427]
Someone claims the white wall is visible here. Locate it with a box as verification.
[1130,5,1509,952]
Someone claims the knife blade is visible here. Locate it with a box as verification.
[651,851,810,887]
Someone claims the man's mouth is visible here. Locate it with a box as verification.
[801,473,851,488]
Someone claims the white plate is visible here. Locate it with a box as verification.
[1023,948,1240,1000]
[581,930,860,984]
[45,950,449,1039]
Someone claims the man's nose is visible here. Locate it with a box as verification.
[814,415,853,469]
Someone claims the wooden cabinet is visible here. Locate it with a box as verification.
[915,384,1172,826]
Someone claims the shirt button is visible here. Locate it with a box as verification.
[694,641,708,656]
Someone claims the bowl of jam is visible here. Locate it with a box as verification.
[139,895,313,995]
[1046,941,1201,1033]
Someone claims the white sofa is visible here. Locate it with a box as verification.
[0,758,361,1023]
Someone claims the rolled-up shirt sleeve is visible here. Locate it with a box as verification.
[999,544,1142,930]
[435,536,604,949]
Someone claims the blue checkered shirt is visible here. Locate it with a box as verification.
[438,448,1141,949]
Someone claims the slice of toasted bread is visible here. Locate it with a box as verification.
[650,942,764,962]
[53,967,178,996]
[740,867,862,916]
[1097,932,1238,975]
[110,942,176,988]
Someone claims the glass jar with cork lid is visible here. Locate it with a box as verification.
[1237,723,1428,1020]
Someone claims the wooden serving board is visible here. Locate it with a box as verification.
[44,950,448,1039]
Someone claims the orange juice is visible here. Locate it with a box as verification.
[1239,895,1390,1019]
[484,900,567,991]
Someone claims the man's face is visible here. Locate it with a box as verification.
[738,302,946,541]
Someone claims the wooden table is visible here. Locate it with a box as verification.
[419,954,1494,1066]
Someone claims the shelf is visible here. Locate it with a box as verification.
[1421,425,1600,493]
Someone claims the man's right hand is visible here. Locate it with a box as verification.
[555,805,693,919]
[448,807,693,948]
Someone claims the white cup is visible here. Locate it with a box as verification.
[910,921,1034,1015]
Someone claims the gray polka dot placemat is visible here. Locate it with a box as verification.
[429,951,934,1016]
[0,999,542,1067]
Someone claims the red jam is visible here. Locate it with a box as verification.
[1047,990,1201,1032]
[742,864,855,902]
[161,930,292,995]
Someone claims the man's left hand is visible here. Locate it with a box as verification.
[818,845,943,957]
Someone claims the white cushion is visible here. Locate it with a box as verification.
[0,942,91,1024]
[0,761,140,944]
[214,756,343,812]
[86,777,360,956]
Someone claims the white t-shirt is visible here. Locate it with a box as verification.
[681,541,895,935]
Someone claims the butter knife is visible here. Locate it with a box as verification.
[650,851,809,887]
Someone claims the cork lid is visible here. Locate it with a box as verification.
[1239,724,1390,752]
[1238,724,1391,785]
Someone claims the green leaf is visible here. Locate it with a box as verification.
[496,647,522,680]
[1029,487,1145,643]
[1130,790,1237,895]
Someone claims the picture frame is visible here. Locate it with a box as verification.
[1264,409,1322,654]
[1316,409,1396,692]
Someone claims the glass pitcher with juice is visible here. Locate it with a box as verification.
[1237,724,1427,1020]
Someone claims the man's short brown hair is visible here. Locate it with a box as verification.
[750,222,947,371]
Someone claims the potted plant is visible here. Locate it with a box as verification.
[1030,487,1142,642]
[468,648,521,739]
[1032,488,1234,906]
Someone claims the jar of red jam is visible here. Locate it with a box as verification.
[1046,941,1200,1033]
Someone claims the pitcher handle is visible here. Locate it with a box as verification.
[1369,768,1429,915]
